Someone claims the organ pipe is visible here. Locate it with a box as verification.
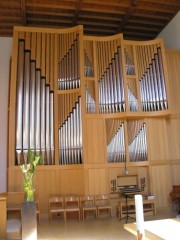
[107,121,126,163]
[15,39,54,165]
[59,96,82,165]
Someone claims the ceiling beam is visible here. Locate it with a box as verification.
[20,0,26,25]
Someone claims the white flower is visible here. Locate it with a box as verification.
[20,163,31,173]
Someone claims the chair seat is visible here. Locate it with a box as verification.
[65,206,80,211]
[50,207,65,212]
[82,205,97,210]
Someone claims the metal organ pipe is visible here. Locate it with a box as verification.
[58,35,80,90]
[98,43,125,114]
[16,40,24,165]
[128,121,148,162]
[59,97,82,165]
[15,39,55,165]
[107,121,125,163]
[138,45,168,112]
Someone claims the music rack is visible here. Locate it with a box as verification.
[119,186,141,223]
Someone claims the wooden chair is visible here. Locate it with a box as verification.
[64,196,80,221]
[48,196,66,222]
[95,194,112,218]
[80,195,97,221]
[7,192,24,220]
[0,194,21,240]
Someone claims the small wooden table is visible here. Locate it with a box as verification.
[124,218,180,240]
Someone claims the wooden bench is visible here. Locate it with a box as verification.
[118,198,156,219]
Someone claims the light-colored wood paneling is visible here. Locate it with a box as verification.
[88,168,108,195]
[166,118,180,160]
[0,195,6,240]
[58,169,84,195]
[146,118,167,162]
[166,50,180,116]
[84,118,106,164]
[171,164,180,185]
[150,165,172,208]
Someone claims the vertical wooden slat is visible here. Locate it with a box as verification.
[31,32,36,60]
[50,34,54,90]
[9,30,19,166]
[36,32,41,69]
[25,32,31,50]
[46,33,50,84]
[41,32,46,77]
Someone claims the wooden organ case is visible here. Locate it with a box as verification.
[8,25,171,218]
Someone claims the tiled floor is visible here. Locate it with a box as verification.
[37,208,177,240]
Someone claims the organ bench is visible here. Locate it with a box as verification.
[118,198,156,220]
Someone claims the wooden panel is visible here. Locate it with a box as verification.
[84,118,106,164]
[146,118,167,162]
[150,165,172,208]
[8,168,23,192]
[166,118,180,160]
[58,169,84,195]
[0,195,6,240]
[34,170,57,214]
[166,50,180,115]
[88,168,107,195]
[171,164,180,185]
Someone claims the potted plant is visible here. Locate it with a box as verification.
[20,149,42,201]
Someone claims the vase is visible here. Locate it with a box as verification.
[23,172,34,201]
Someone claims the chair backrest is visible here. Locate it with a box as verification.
[49,196,64,208]
[95,194,110,205]
[64,196,79,207]
[80,195,95,206]
[7,192,25,206]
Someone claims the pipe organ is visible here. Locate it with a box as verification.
[9,25,170,171]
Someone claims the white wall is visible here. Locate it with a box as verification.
[0,37,13,192]
[157,11,180,50]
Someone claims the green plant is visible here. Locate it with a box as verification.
[20,150,42,201]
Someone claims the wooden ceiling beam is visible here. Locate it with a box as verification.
[140,0,180,7]
[124,25,160,32]
[26,10,73,17]
[27,18,72,24]
[26,3,75,11]
[128,19,164,26]
[72,0,83,26]
[77,21,117,28]
[20,0,26,25]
